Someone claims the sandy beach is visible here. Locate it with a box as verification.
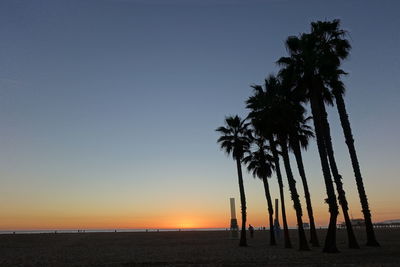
[0,228,399,266]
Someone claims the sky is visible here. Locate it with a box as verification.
[0,0,399,230]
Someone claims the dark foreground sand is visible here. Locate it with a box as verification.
[0,228,399,266]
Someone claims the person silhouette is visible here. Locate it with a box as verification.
[248,224,254,238]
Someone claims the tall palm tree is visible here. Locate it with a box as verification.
[332,79,379,246]
[277,34,341,253]
[311,19,379,247]
[247,75,309,251]
[246,78,292,248]
[319,98,359,249]
[243,135,276,246]
[216,115,252,247]
[279,25,366,249]
[278,134,310,251]
[288,116,320,247]
[298,20,359,249]
[269,134,292,248]
[270,80,310,251]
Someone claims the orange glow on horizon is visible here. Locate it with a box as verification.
[1,209,397,231]
[0,194,398,231]
[0,213,230,231]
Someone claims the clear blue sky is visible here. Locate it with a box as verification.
[0,0,399,229]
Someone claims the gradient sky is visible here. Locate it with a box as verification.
[0,0,399,230]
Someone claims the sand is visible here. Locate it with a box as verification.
[0,228,399,266]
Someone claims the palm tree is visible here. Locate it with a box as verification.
[288,115,320,247]
[278,134,310,251]
[216,115,252,247]
[332,79,379,246]
[247,75,309,251]
[246,78,292,248]
[269,134,292,248]
[298,20,360,249]
[277,34,341,253]
[311,19,379,247]
[243,134,276,246]
[270,80,310,251]
[319,98,359,249]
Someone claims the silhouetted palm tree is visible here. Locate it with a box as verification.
[319,97,359,249]
[243,134,276,246]
[247,75,309,251]
[270,80,310,251]
[269,134,292,248]
[216,115,252,247]
[277,33,342,253]
[288,115,320,247]
[299,21,359,249]
[311,19,379,247]
[246,78,292,248]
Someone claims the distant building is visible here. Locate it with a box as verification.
[339,218,400,229]
[373,219,400,228]
[303,222,310,229]
[338,218,365,229]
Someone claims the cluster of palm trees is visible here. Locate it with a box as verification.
[216,19,379,253]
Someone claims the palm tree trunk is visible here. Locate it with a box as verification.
[279,137,309,251]
[319,99,360,249]
[334,92,380,247]
[262,177,276,246]
[291,137,320,247]
[310,87,339,253]
[236,158,247,247]
[269,135,292,248]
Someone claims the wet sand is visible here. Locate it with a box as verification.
[0,228,399,266]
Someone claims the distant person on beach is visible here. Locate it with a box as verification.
[248,224,254,238]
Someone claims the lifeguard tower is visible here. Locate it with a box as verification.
[229,198,239,239]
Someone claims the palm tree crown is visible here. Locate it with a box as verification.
[216,115,252,160]
[243,136,275,180]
